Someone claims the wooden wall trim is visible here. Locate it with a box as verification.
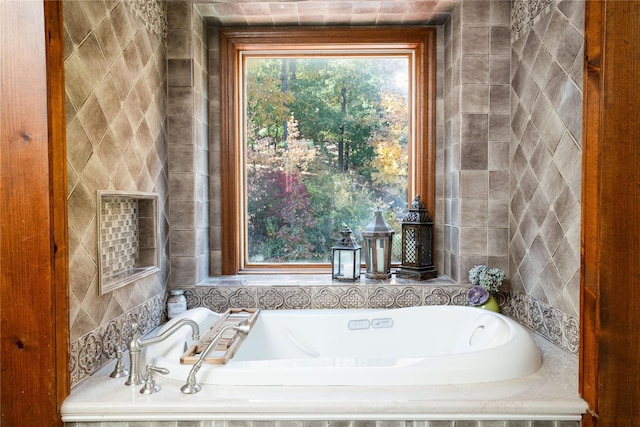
[44,0,70,417]
[220,30,240,274]
[580,0,603,421]
[581,0,640,424]
[421,28,436,218]
[0,0,67,424]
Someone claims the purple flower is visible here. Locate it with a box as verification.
[467,285,489,306]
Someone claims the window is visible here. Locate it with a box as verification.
[244,55,409,265]
[220,28,436,274]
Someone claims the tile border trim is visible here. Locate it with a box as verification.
[125,0,167,39]
[183,284,475,312]
[505,290,579,354]
[511,0,556,40]
[70,293,165,387]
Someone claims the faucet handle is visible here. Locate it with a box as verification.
[148,364,170,376]
[130,322,140,339]
[109,350,129,379]
[140,364,170,395]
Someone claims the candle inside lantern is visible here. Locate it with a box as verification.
[376,239,385,273]
[342,250,354,279]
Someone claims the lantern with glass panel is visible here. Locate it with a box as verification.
[362,210,395,279]
[331,225,361,281]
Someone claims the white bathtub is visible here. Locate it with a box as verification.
[146,305,542,386]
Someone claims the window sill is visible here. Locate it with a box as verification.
[197,273,457,287]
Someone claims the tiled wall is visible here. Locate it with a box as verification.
[436,0,582,355]
[65,419,581,426]
[167,1,211,285]
[65,0,169,386]
[442,0,512,283]
[208,27,223,275]
[507,0,583,343]
[433,28,446,274]
[64,0,584,389]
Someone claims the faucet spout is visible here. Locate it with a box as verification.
[125,318,200,386]
[181,320,251,394]
[140,318,200,346]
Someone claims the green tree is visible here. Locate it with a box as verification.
[288,58,386,174]
[246,59,294,151]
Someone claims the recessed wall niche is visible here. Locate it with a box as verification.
[97,191,160,295]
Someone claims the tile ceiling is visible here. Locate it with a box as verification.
[194,0,458,26]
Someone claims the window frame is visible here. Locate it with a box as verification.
[220,27,436,275]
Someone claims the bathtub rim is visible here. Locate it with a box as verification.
[60,331,587,422]
[61,306,586,422]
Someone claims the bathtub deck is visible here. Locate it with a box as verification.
[61,333,587,422]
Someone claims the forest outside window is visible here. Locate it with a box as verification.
[220,28,436,274]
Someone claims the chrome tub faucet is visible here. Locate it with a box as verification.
[125,318,200,386]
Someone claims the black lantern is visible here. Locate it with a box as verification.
[362,210,394,279]
[331,225,361,281]
[396,195,438,280]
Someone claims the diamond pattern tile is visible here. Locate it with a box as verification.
[66,0,169,346]
[510,0,583,321]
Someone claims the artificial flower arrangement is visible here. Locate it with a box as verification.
[466,265,506,311]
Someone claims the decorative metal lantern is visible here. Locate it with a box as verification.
[331,225,361,281]
[396,195,438,280]
[362,210,395,279]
